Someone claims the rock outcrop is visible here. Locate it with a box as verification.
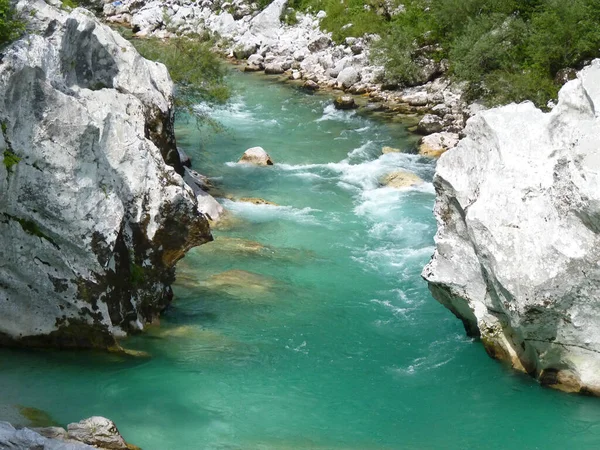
[0,416,135,449]
[0,0,213,349]
[423,59,600,395]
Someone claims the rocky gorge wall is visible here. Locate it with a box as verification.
[0,0,214,349]
[423,60,600,395]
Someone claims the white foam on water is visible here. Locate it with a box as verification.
[346,140,374,159]
[221,199,323,225]
[315,103,357,123]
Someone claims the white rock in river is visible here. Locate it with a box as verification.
[238,147,274,166]
[423,59,600,395]
[0,0,212,348]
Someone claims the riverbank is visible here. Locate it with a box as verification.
[103,0,467,158]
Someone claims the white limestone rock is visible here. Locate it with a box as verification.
[66,417,128,449]
[336,66,360,89]
[423,59,600,395]
[0,0,212,349]
[418,132,459,158]
[238,147,274,165]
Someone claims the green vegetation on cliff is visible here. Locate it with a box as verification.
[283,0,600,107]
[132,36,231,116]
[0,0,25,47]
[374,0,600,106]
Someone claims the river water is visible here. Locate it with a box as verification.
[2,71,600,449]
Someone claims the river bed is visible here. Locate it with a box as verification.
[1,70,600,449]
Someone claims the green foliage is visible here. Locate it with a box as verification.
[129,263,145,286]
[3,149,20,172]
[60,0,79,9]
[288,0,390,42]
[131,36,230,125]
[0,0,25,47]
[371,26,421,85]
[281,7,298,26]
[3,213,58,247]
[372,0,600,107]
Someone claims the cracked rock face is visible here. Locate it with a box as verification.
[0,0,211,349]
[423,59,600,395]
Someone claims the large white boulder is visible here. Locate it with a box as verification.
[238,147,274,165]
[336,66,360,89]
[423,59,600,395]
[0,0,212,349]
[249,0,287,40]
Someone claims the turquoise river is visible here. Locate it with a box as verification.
[2,71,600,449]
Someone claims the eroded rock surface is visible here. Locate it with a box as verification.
[423,59,600,395]
[0,416,135,450]
[0,0,212,349]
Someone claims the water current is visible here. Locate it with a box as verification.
[1,71,600,449]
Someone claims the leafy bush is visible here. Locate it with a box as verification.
[131,36,231,125]
[371,0,600,107]
[0,0,25,47]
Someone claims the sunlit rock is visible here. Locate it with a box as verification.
[423,59,600,395]
[238,147,274,165]
[380,171,423,188]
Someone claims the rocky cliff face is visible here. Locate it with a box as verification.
[0,0,212,349]
[423,60,600,394]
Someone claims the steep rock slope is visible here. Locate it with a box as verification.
[423,60,600,394]
[0,0,211,349]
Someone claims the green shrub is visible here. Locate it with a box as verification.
[3,149,20,172]
[0,0,25,47]
[371,0,600,107]
[131,36,231,125]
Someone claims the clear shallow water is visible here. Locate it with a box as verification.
[2,71,600,449]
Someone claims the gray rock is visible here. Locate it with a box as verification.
[423,59,600,395]
[336,66,361,89]
[302,80,319,91]
[0,421,94,449]
[67,417,128,449]
[333,95,357,110]
[350,44,363,55]
[0,0,212,348]
[233,41,258,59]
[307,35,331,52]
[264,62,285,74]
[416,114,444,134]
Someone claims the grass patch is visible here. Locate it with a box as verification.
[3,149,21,172]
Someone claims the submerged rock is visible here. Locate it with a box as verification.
[333,95,357,110]
[423,59,600,395]
[238,147,274,165]
[380,171,423,188]
[0,0,212,349]
[237,197,278,205]
[201,269,276,300]
[194,237,268,256]
[381,146,402,154]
